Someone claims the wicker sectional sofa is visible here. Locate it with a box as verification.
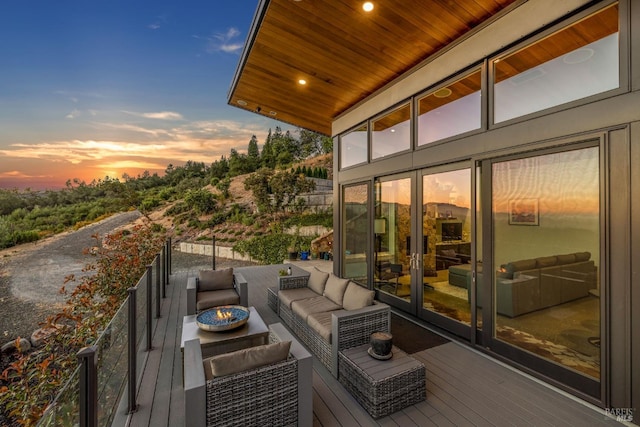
[272,268,391,378]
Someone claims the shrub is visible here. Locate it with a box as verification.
[0,225,164,426]
[184,189,216,215]
[234,233,313,265]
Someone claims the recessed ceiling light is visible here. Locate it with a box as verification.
[269,111,277,116]
[298,79,307,85]
[237,99,248,106]
[433,88,452,98]
[363,2,374,12]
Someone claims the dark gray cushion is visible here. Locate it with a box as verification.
[204,341,291,379]
[291,296,341,321]
[199,268,234,291]
[196,289,240,311]
[323,274,350,306]
[278,288,319,309]
[342,282,375,311]
[307,311,333,343]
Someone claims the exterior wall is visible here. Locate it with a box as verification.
[178,242,253,262]
[332,0,592,136]
[331,0,639,414]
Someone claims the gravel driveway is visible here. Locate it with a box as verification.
[0,211,142,341]
[0,211,256,342]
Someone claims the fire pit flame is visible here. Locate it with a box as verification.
[216,309,236,322]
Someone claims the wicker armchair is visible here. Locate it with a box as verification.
[183,323,312,427]
[186,269,248,315]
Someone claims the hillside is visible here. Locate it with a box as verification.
[135,153,333,246]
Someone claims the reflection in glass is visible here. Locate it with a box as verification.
[417,70,481,146]
[492,147,600,379]
[372,103,411,159]
[374,177,411,304]
[340,124,368,169]
[494,3,619,123]
[343,184,369,285]
[422,169,472,324]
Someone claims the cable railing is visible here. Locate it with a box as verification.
[36,239,172,427]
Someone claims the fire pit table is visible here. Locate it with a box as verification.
[181,306,269,358]
[196,305,250,331]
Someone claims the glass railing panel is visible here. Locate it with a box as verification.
[96,300,129,426]
[36,366,80,426]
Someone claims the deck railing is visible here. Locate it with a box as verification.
[36,239,172,427]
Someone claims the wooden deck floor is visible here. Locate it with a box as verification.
[121,262,620,427]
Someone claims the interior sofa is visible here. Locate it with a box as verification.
[184,322,312,427]
[187,268,248,315]
[272,268,390,377]
[449,252,597,317]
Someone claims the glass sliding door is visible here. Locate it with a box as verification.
[374,176,413,309]
[342,183,369,285]
[419,167,473,337]
[490,145,601,384]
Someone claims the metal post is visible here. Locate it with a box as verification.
[161,246,166,298]
[77,346,98,427]
[146,265,153,351]
[164,240,170,287]
[168,237,172,275]
[127,287,138,414]
[155,255,161,318]
[212,234,216,270]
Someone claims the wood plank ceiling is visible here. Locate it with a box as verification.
[228,0,519,135]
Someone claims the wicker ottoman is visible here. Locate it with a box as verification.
[267,286,279,313]
[338,344,426,419]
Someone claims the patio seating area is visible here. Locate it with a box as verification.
[123,259,620,427]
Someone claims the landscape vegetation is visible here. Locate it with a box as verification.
[0,126,333,425]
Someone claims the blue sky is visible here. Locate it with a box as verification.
[0,1,290,189]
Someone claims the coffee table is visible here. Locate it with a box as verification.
[339,344,426,419]
[181,306,269,358]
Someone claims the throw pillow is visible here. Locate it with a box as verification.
[323,274,350,306]
[342,282,375,310]
[207,340,291,378]
[307,267,329,295]
[198,268,234,291]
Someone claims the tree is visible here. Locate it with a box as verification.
[244,168,274,213]
[247,135,260,172]
[210,156,229,180]
[228,149,250,177]
[261,129,276,169]
[269,170,315,212]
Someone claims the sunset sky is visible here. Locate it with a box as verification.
[0,1,290,190]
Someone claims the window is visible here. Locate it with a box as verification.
[371,103,411,159]
[492,146,601,379]
[493,3,619,123]
[340,124,368,169]
[417,70,482,146]
[343,183,369,284]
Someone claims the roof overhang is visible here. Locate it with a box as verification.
[228,0,523,136]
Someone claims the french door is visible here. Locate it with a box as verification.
[374,164,474,339]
